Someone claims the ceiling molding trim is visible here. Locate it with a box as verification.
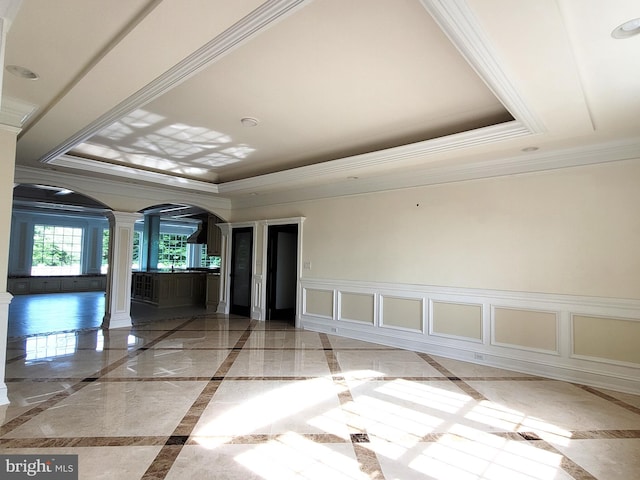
[420,0,546,134]
[50,155,220,193]
[219,121,531,193]
[0,96,37,129]
[39,0,309,166]
[15,164,233,211]
[230,138,640,208]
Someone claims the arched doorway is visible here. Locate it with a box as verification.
[8,184,111,337]
[130,204,224,316]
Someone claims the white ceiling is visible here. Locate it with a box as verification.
[4,0,640,206]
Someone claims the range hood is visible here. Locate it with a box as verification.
[186,221,207,244]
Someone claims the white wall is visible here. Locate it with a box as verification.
[229,159,640,393]
[232,159,640,299]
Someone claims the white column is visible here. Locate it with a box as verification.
[0,0,27,407]
[216,223,231,314]
[102,211,141,329]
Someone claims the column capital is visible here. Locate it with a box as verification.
[106,211,142,225]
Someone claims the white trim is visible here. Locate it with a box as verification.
[419,0,545,133]
[337,290,376,326]
[230,138,640,209]
[570,313,640,369]
[379,294,426,334]
[0,96,38,129]
[0,292,13,306]
[302,287,335,321]
[14,165,233,212]
[40,0,309,165]
[221,122,529,194]
[490,305,561,356]
[428,298,484,344]
[52,155,220,194]
[299,277,640,394]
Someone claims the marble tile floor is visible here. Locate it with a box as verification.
[1,314,639,479]
[7,292,212,338]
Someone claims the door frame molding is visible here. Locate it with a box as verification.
[218,217,305,324]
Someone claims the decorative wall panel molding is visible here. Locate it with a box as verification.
[300,277,640,394]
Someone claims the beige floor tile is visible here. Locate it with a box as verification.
[430,355,534,378]
[245,330,324,349]
[4,380,207,438]
[0,446,161,480]
[552,438,640,480]
[104,349,231,378]
[467,380,640,434]
[335,350,444,378]
[192,379,347,437]
[226,349,331,377]
[170,439,365,480]
[369,432,575,480]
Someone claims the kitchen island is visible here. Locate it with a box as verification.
[131,270,220,309]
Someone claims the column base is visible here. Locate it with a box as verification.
[102,313,132,329]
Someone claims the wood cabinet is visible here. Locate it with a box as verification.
[131,272,206,308]
[206,274,220,310]
[207,215,222,256]
[8,275,107,294]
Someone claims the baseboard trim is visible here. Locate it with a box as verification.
[300,278,640,394]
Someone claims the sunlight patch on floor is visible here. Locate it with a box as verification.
[234,432,367,480]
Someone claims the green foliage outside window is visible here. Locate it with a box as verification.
[32,225,83,275]
[158,233,188,269]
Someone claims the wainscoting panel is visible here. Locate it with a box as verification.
[381,295,424,332]
[303,288,334,319]
[339,292,375,325]
[492,307,559,354]
[299,277,640,394]
[572,314,640,366]
[431,300,482,342]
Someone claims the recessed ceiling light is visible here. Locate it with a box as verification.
[612,17,640,39]
[521,146,539,152]
[240,117,259,127]
[6,64,39,80]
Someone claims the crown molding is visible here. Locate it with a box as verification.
[230,138,640,208]
[39,0,309,165]
[419,0,545,134]
[51,154,220,193]
[0,96,37,129]
[220,121,531,194]
[14,164,232,211]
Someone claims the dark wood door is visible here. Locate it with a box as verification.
[266,224,298,322]
[230,227,253,317]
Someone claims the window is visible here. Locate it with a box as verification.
[101,228,109,274]
[31,225,83,276]
[132,230,142,270]
[158,233,189,269]
[201,246,221,269]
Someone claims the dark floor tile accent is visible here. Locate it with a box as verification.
[417,353,489,401]
[569,429,640,439]
[532,440,599,480]
[578,385,640,416]
[82,377,99,382]
[141,445,183,480]
[450,379,488,401]
[518,431,542,441]
[0,436,168,448]
[165,435,189,446]
[353,444,385,479]
[350,433,370,443]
